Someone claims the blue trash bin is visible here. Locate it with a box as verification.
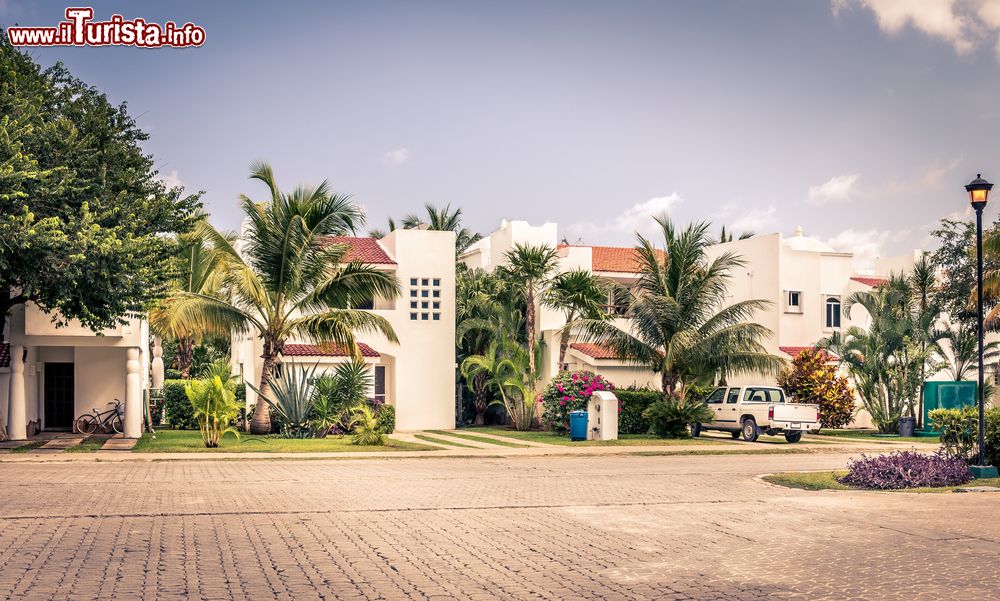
[569,410,588,441]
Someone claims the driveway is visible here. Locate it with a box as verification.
[0,452,996,600]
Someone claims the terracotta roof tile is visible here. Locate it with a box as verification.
[569,343,623,360]
[560,244,664,273]
[0,343,8,368]
[779,346,838,361]
[320,237,396,265]
[850,276,888,287]
[281,343,380,358]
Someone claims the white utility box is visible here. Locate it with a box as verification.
[587,390,619,441]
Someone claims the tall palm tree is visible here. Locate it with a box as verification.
[456,267,509,425]
[149,213,234,378]
[543,269,609,370]
[899,255,945,426]
[374,203,482,253]
[503,243,561,380]
[159,162,400,434]
[713,226,755,244]
[581,217,783,397]
[939,324,1000,380]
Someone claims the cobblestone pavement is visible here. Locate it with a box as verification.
[0,453,997,600]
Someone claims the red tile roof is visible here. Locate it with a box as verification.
[560,244,666,273]
[570,343,623,360]
[320,237,396,265]
[850,276,888,287]
[281,343,380,358]
[0,343,8,368]
[779,346,839,361]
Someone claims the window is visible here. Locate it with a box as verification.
[374,366,386,404]
[273,363,283,380]
[825,296,841,329]
[726,388,740,404]
[409,276,444,321]
[785,290,802,314]
[706,388,726,404]
[743,387,785,403]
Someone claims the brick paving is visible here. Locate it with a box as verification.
[0,453,997,600]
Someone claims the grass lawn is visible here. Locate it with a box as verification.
[9,440,46,453]
[413,434,479,448]
[133,430,439,453]
[466,426,723,447]
[763,470,1000,492]
[426,430,531,448]
[813,429,934,444]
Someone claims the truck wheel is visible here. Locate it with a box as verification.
[741,418,759,442]
[730,431,741,439]
[690,423,701,437]
[784,431,802,443]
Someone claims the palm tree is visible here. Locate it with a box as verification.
[149,213,234,378]
[581,217,783,397]
[939,324,1000,380]
[503,243,561,380]
[460,337,535,430]
[713,226,755,244]
[159,161,400,434]
[456,268,509,425]
[898,256,945,426]
[367,217,398,240]
[543,269,609,370]
[373,203,483,253]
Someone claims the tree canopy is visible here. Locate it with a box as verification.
[0,32,200,332]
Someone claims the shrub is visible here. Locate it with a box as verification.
[777,348,855,429]
[165,368,183,380]
[929,407,978,461]
[987,407,1000,467]
[838,451,971,490]
[163,379,198,429]
[376,403,396,434]
[642,395,714,439]
[311,359,374,437]
[539,371,615,433]
[616,388,660,434]
[348,404,387,445]
[250,361,317,438]
[185,362,242,448]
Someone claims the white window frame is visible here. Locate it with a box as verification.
[824,295,842,330]
[785,290,802,314]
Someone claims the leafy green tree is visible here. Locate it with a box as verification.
[161,162,399,434]
[0,32,199,338]
[938,324,1000,380]
[581,217,783,397]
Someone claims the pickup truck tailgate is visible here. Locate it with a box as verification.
[771,403,820,427]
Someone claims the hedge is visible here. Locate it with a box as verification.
[162,379,246,430]
[617,389,661,435]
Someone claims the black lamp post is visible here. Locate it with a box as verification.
[965,174,995,475]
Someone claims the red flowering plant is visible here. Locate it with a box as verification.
[539,370,616,434]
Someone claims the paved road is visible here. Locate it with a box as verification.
[0,453,997,600]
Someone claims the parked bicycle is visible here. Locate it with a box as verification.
[75,400,124,434]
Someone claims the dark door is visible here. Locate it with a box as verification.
[44,363,74,429]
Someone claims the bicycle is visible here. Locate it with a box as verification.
[75,399,124,434]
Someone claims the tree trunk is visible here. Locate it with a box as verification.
[178,336,194,379]
[473,373,488,426]
[661,371,677,399]
[558,327,570,372]
[250,339,276,435]
[525,288,536,378]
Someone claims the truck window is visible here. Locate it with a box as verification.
[726,388,740,404]
[705,388,726,404]
[743,388,768,403]
[766,389,785,403]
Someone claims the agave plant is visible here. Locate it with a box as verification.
[249,361,318,438]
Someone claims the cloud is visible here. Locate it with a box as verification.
[833,0,1000,58]
[564,193,683,242]
[731,205,778,232]
[918,155,963,187]
[807,173,861,205]
[382,147,410,166]
[826,227,911,271]
[157,170,184,190]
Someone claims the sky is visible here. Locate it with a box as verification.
[4,0,1000,270]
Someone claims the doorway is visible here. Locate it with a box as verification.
[44,362,74,430]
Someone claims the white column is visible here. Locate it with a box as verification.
[25,347,37,428]
[7,345,26,441]
[151,336,164,389]
[124,347,142,438]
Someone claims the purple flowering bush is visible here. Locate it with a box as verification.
[540,371,615,434]
[838,451,972,490]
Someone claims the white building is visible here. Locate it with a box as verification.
[461,220,921,425]
[0,304,149,440]
[232,228,457,432]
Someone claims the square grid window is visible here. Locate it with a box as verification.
[409,276,443,321]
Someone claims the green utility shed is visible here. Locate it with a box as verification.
[921,381,977,436]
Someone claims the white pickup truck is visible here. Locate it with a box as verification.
[692,385,821,443]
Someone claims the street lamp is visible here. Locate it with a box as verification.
[965,174,997,477]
